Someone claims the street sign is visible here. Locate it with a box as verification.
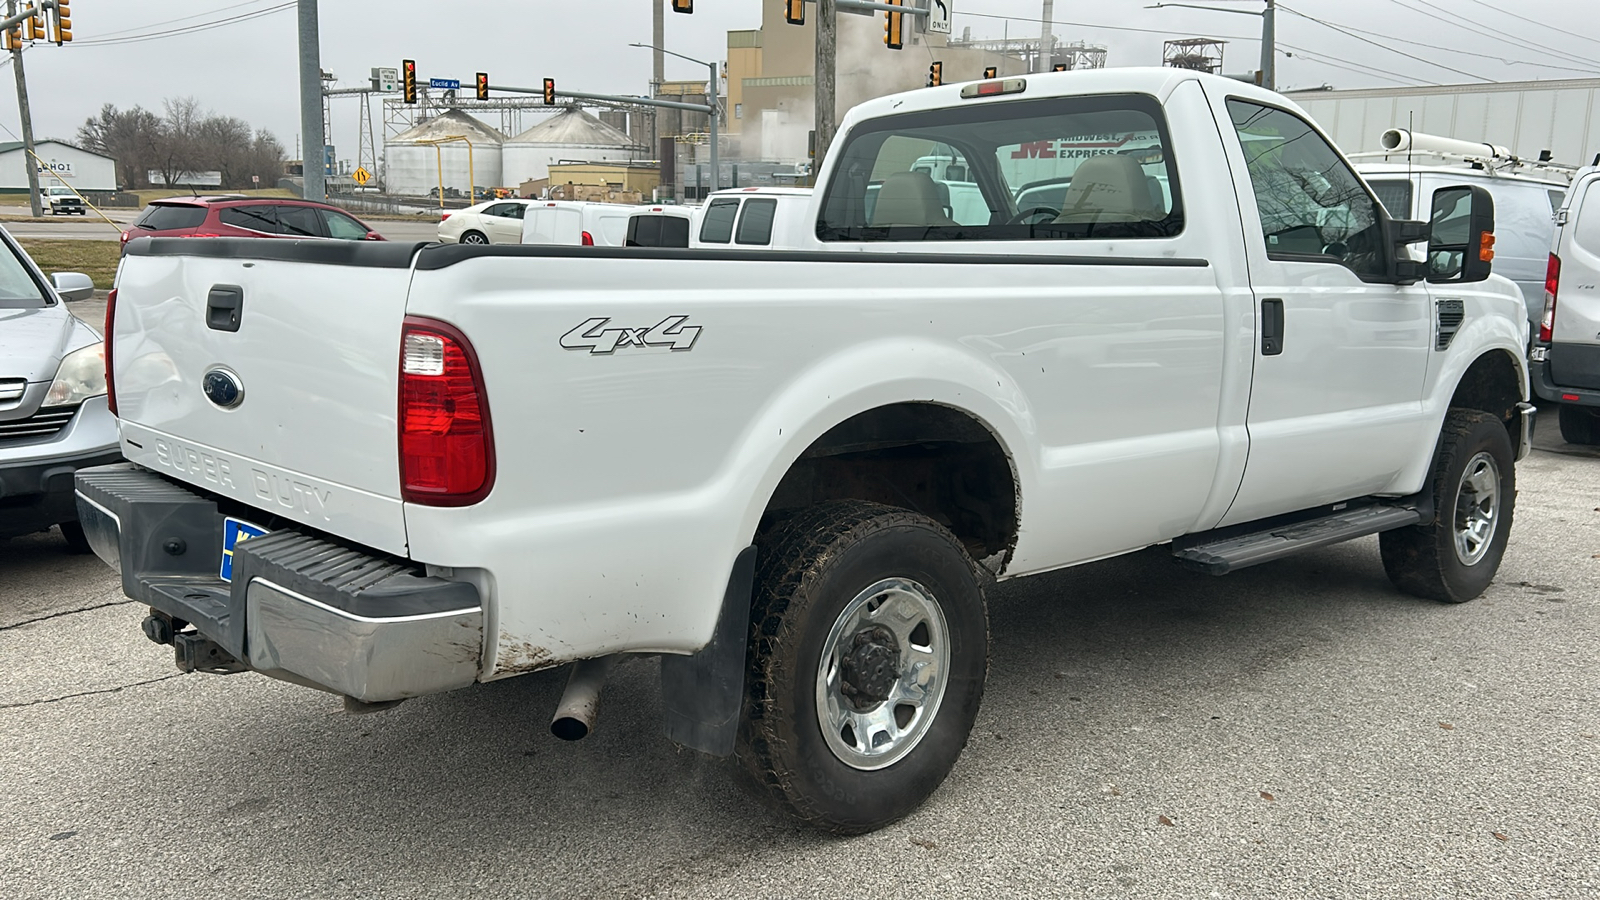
[251,174,260,185]
[926,0,951,34]
[352,167,372,186]
[373,66,399,92]
[430,78,460,90]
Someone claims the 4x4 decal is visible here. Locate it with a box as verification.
[560,316,701,354]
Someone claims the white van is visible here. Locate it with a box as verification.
[1535,165,1600,444]
[691,187,815,250]
[520,201,633,247]
[1352,130,1571,330]
[624,205,695,248]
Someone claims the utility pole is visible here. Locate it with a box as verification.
[7,1,41,216]
[652,0,664,153]
[1259,0,1275,91]
[814,0,836,172]
[1038,0,1054,74]
[297,0,324,200]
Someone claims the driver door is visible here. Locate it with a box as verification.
[1213,96,1432,526]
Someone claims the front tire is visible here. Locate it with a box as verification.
[1380,409,1515,602]
[1557,403,1600,445]
[739,501,988,834]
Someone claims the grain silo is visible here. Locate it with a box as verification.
[502,107,635,186]
[385,109,506,197]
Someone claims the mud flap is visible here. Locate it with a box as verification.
[660,545,756,757]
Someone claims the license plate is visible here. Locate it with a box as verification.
[219,517,269,582]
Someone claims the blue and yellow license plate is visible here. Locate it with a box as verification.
[219,517,269,582]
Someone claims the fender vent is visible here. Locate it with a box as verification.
[1436,299,1465,350]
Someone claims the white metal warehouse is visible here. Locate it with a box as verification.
[0,140,118,193]
[1287,77,1600,168]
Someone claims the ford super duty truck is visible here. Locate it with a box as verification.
[79,70,1533,834]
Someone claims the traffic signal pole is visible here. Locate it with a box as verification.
[814,0,834,176]
[297,0,324,200]
[3,0,42,215]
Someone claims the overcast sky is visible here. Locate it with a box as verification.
[2,0,1596,169]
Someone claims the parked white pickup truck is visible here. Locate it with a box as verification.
[80,69,1532,834]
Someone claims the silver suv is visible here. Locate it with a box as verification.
[0,227,120,550]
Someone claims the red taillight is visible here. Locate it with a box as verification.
[1541,253,1560,343]
[398,317,494,506]
[581,230,594,246]
[119,230,130,245]
[441,213,451,221]
[104,288,118,417]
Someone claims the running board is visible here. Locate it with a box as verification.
[1173,505,1425,575]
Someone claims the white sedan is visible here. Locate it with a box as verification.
[437,199,532,245]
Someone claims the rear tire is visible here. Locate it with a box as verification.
[1557,403,1600,445]
[738,500,988,834]
[1380,409,1514,602]
[459,231,489,245]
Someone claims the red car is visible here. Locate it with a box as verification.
[120,196,385,249]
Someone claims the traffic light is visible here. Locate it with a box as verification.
[51,0,69,44]
[984,67,998,79]
[927,61,942,88]
[785,0,804,25]
[883,0,904,50]
[543,78,556,105]
[0,26,14,51]
[1052,63,1068,72]
[24,9,38,41]
[402,59,417,104]
[476,72,489,101]
[672,0,692,12]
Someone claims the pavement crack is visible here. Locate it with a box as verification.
[0,673,185,710]
[0,599,138,632]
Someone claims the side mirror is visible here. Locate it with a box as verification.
[50,271,95,302]
[1427,184,1495,284]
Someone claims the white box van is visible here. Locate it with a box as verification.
[624,205,695,248]
[1353,130,1571,330]
[520,201,633,247]
[691,187,814,249]
[1535,165,1600,444]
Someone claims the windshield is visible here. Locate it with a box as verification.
[0,238,50,309]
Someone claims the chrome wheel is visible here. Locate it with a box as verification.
[815,577,950,771]
[1453,451,1500,566]
[460,231,489,245]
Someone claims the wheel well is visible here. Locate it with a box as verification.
[1449,350,1522,444]
[759,403,1019,571]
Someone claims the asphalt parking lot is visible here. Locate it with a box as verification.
[2,414,1597,899]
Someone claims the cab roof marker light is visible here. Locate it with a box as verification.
[961,78,1026,100]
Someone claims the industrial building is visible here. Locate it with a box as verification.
[1287,77,1600,167]
[0,140,118,195]
[502,107,638,188]
[383,109,506,198]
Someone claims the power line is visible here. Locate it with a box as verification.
[954,9,1253,42]
[1284,11,1599,76]
[1278,43,1434,87]
[89,0,283,40]
[1280,5,1491,82]
[1457,0,1600,49]
[1387,0,1597,70]
[73,3,295,48]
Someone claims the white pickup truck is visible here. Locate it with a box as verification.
[80,69,1532,834]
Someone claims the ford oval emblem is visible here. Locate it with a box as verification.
[202,368,245,409]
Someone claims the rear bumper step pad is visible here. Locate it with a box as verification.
[74,463,482,702]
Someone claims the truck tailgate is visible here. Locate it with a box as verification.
[111,239,423,556]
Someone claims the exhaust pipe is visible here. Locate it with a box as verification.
[550,655,619,741]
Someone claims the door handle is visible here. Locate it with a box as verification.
[207,284,244,333]
[1261,298,1284,356]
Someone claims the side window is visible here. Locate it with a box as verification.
[818,94,1183,242]
[1366,179,1413,220]
[699,198,740,244]
[1572,187,1600,255]
[1226,100,1386,278]
[220,205,276,233]
[1548,189,1566,214]
[275,205,324,238]
[320,210,370,240]
[735,198,778,245]
[503,203,526,220]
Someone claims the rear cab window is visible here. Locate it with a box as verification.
[699,199,740,244]
[818,94,1183,242]
[735,198,778,245]
[135,204,207,231]
[627,215,690,248]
